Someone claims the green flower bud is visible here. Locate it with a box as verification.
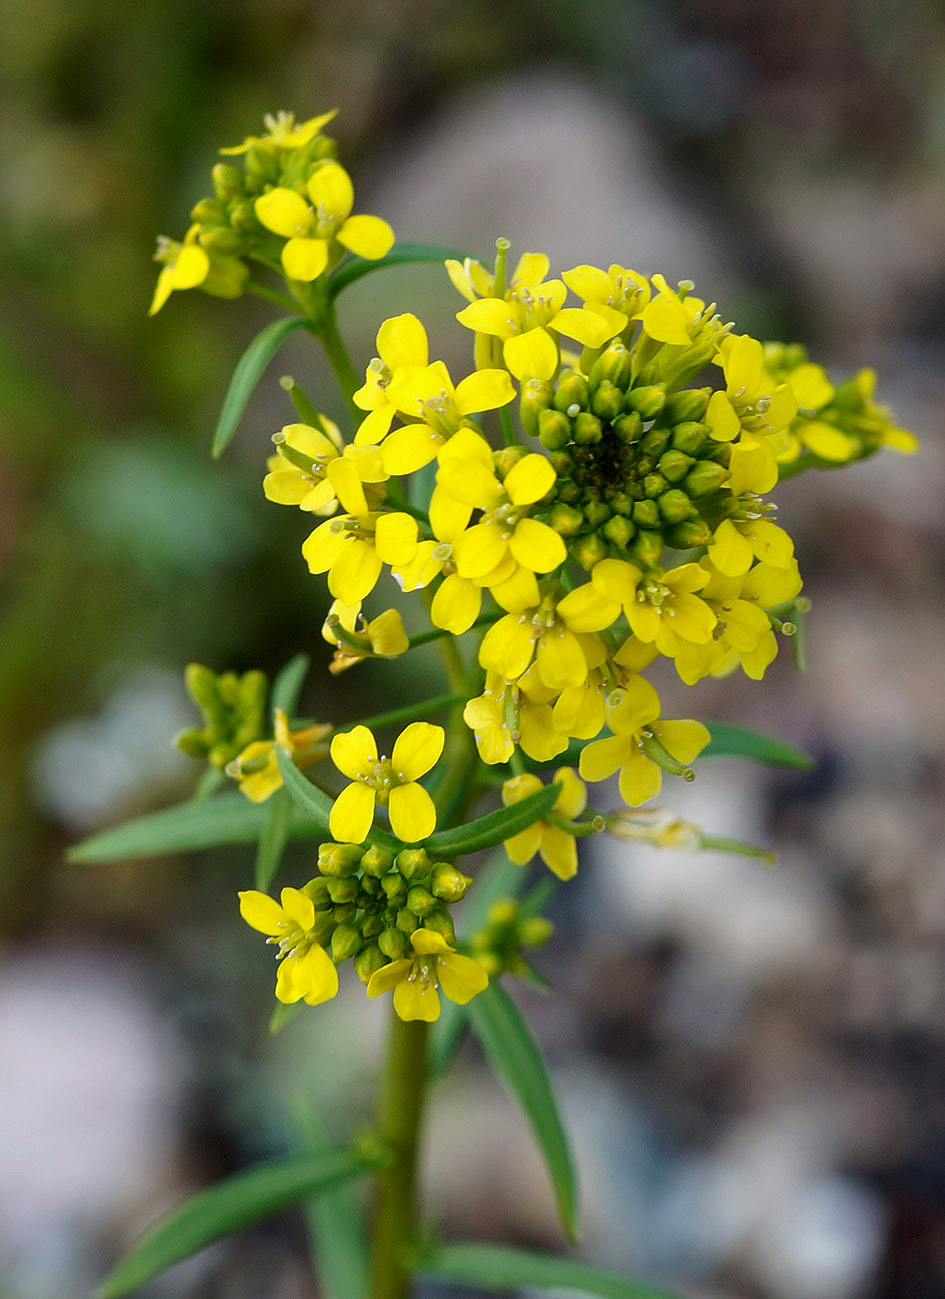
[332,902,357,924]
[198,227,242,254]
[658,449,695,483]
[354,942,387,985]
[640,427,671,457]
[549,450,574,475]
[609,491,634,516]
[658,489,696,524]
[229,199,257,233]
[396,907,419,934]
[629,528,665,567]
[378,927,408,960]
[572,413,603,445]
[212,163,245,199]
[538,408,572,451]
[520,916,554,948]
[190,197,227,226]
[361,913,383,939]
[684,461,728,498]
[303,877,332,909]
[318,842,363,877]
[381,873,407,906]
[663,388,710,424]
[632,499,661,529]
[431,863,472,903]
[406,884,436,917]
[184,663,221,715]
[571,532,609,570]
[613,412,642,444]
[360,844,394,878]
[643,472,668,500]
[553,369,589,415]
[556,478,582,504]
[519,378,555,438]
[494,445,529,478]
[625,384,666,419]
[584,498,611,527]
[588,339,633,391]
[670,421,709,456]
[422,907,456,943]
[332,923,363,962]
[602,515,635,549]
[550,503,585,537]
[590,380,624,423]
[665,519,711,548]
[326,876,359,904]
[175,728,210,760]
[395,848,431,882]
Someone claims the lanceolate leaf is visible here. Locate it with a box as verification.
[294,1103,370,1299]
[700,721,814,770]
[326,243,473,299]
[275,749,400,851]
[254,786,293,890]
[211,315,308,458]
[271,652,311,719]
[66,792,321,863]
[467,982,578,1241]
[96,1148,383,1299]
[425,783,561,858]
[416,1242,681,1298]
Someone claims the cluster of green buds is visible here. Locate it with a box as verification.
[309,842,472,984]
[175,663,268,768]
[469,898,553,980]
[522,345,735,569]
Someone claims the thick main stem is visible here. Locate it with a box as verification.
[371,1013,429,1299]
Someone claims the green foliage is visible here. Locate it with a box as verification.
[416,1241,681,1297]
[701,721,814,769]
[212,315,308,457]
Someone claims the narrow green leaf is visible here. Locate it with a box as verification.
[467,982,578,1240]
[294,1103,369,1299]
[96,1149,380,1298]
[67,792,322,863]
[211,316,307,458]
[269,1000,305,1034]
[254,786,293,890]
[192,765,227,804]
[425,783,560,858]
[326,243,473,299]
[700,721,814,770]
[416,1242,681,1298]
[275,747,334,838]
[271,653,311,719]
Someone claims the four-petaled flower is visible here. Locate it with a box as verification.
[239,886,338,1005]
[228,707,332,803]
[502,768,588,881]
[366,928,488,1021]
[329,722,444,843]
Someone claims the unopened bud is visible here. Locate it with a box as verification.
[658,449,694,483]
[381,874,407,906]
[212,163,245,198]
[572,412,603,445]
[431,863,472,903]
[406,885,436,917]
[553,369,589,414]
[590,380,624,422]
[326,876,359,904]
[519,378,555,438]
[684,461,728,498]
[190,197,227,226]
[630,528,665,567]
[643,471,668,500]
[625,384,666,419]
[663,388,711,424]
[395,848,431,882]
[318,842,363,877]
[422,908,456,943]
[361,913,383,939]
[332,902,356,923]
[588,339,633,391]
[670,421,709,456]
[632,499,661,529]
[229,199,257,233]
[571,532,609,570]
[396,907,419,934]
[354,943,387,984]
[549,449,574,475]
[493,445,528,478]
[198,226,242,254]
[360,844,394,878]
[665,519,711,548]
[602,515,635,549]
[303,877,332,908]
[378,927,408,959]
[331,924,363,962]
[613,412,642,444]
[640,427,671,457]
[550,503,584,537]
[520,917,553,948]
[538,408,572,451]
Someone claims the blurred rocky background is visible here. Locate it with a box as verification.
[2,1,944,1296]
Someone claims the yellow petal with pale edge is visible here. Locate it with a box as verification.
[331,726,378,779]
[392,722,445,781]
[503,328,558,381]
[437,952,489,1005]
[239,890,288,936]
[337,214,395,260]
[389,782,437,843]
[329,780,376,844]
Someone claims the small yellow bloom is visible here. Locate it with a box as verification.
[366,928,488,1022]
[322,603,409,674]
[590,558,717,654]
[264,419,387,517]
[228,708,331,803]
[329,722,444,844]
[254,161,394,282]
[502,768,588,880]
[238,886,338,1005]
[301,509,418,604]
[220,109,338,155]
[149,226,248,316]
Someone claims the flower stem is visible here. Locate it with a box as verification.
[317,304,362,424]
[370,1013,429,1299]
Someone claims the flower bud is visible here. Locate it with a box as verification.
[632,499,661,530]
[665,519,711,548]
[519,378,555,438]
[572,413,603,445]
[378,927,408,960]
[405,884,436,917]
[684,460,728,498]
[556,478,582,504]
[643,472,668,500]
[422,907,456,943]
[657,489,696,524]
[318,841,363,876]
[640,427,671,457]
[588,339,633,391]
[549,450,574,475]
[625,384,666,418]
[431,863,472,902]
[663,388,710,424]
[520,917,553,948]
[212,163,245,199]
[613,412,642,444]
[571,532,609,570]
[493,445,529,478]
[395,848,431,882]
[553,369,589,415]
[332,924,363,962]
[229,199,257,233]
[381,874,407,906]
[603,515,635,548]
[550,503,585,537]
[658,449,694,483]
[354,942,387,985]
[332,903,356,924]
[361,913,383,939]
[360,844,394,878]
[198,227,242,254]
[590,380,624,422]
[538,408,572,451]
[190,197,227,226]
[670,421,709,456]
[176,728,210,759]
[629,528,665,567]
[584,498,611,528]
[326,876,359,904]
[303,877,332,908]
[395,907,419,934]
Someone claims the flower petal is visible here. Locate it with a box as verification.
[367,959,412,998]
[331,725,378,779]
[509,519,567,574]
[337,214,395,260]
[503,328,558,381]
[306,161,354,220]
[282,237,328,282]
[329,779,376,844]
[391,722,445,781]
[388,782,437,842]
[436,952,489,1005]
[255,188,312,238]
[238,890,288,936]
[393,977,441,1021]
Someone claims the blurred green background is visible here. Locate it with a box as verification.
[3,2,945,1297]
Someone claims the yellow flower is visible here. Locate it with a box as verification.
[301,509,418,604]
[502,768,588,880]
[228,707,331,803]
[705,515,795,579]
[561,263,650,335]
[590,558,717,653]
[149,226,248,316]
[454,251,621,380]
[264,420,387,517]
[329,722,444,844]
[220,109,338,155]
[352,313,430,444]
[322,603,409,674]
[238,886,338,1005]
[579,679,710,806]
[254,161,394,281]
[478,587,609,691]
[704,334,798,493]
[366,928,488,1022]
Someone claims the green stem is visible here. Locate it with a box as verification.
[371,1014,429,1299]
[337,693,466,735]
[317,305,362,424]
[245,281,300,314]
